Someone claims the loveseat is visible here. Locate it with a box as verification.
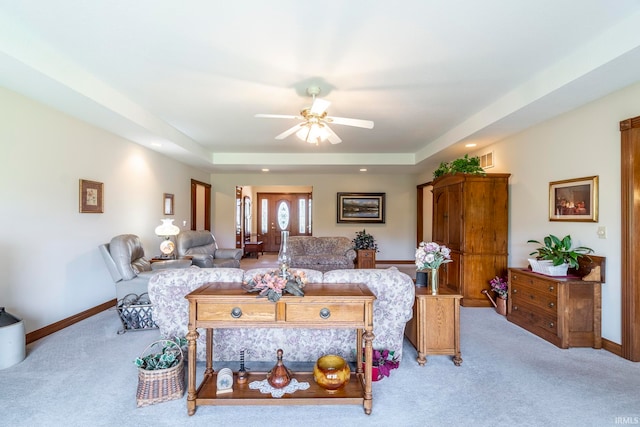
[147,267,415,363]
[288,236,356,272]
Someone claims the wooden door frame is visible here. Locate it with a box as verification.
[620,116,640,361]
[190,179,211,231]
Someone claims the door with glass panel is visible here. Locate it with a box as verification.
[257,193,312,252]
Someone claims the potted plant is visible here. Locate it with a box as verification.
[352,229,378,251]
[433,154,486,179]
[527,234,593,276]
[361,348,399,381]
[353,229,378,268]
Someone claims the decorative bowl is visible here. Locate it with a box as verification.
[313,355,350,392]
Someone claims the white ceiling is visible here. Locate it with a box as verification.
[2,1,640,174]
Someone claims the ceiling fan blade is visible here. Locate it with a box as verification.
[255,114,299,119]
[275,123,304,140]
[310,98,331,115]
[324,125,342,144]
[327,116,375,129]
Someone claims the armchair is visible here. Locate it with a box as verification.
[176,230,243,268]
[99,234,191,300]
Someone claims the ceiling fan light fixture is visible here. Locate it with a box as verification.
[296,123,329,144]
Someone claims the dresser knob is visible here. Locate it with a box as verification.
[549,286,554,291]
[319,308,331,319]
[231,307,242,318]
[549,322,554,328]
[513,289,518,294]
[549,302,555,308]
[513,306,518,311]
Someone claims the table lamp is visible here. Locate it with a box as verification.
[155,218,180,258]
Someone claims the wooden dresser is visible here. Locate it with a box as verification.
[432,173,510,306]
[508,267,602,349]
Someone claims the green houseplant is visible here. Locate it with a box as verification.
[527,234,593,272]
[352,229,378,252]
[433,154,486,179]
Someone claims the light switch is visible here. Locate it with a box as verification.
[597,226,607,239]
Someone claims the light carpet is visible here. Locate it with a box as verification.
[1,306,638,427]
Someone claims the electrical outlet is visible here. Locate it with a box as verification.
[597,226,607,239]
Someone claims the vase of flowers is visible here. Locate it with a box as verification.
[415,241,453,294]
[242,269,307,302]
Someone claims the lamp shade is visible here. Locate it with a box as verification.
[155,218,180,236]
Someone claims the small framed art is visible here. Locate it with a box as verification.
[549,176,598,222]
[163,193,174,215]
[337,192,386,223]
[79,179,104,213]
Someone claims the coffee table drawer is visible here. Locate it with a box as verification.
[285,303,364,322]
[197,303,276,322]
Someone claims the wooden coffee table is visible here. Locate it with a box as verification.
[184,282,376,415]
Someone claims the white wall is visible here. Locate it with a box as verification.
[0,87,210,333]
[210,174,417,261]
[417,80,640,344]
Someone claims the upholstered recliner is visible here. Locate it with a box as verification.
[99,234,191,300]
[176,230,243,268]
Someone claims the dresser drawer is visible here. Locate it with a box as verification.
[511,286,557,316]
[511,273,558,296]
[285,302,365,322]
[197,303,276,322]
[510,300,558,335]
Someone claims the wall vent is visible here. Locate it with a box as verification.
[480,152,494,169]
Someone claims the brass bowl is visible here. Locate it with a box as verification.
[313,355,350,392]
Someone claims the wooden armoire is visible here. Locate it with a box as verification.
[432,173,510,307]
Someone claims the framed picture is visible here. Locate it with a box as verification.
[79,179,103,213]
[549,176,598,222]
[337,192,386,223]
[163,193,174,215]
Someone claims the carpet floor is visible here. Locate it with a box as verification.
[1,303,638,427]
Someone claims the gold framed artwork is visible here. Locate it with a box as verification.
[549,176,598,222]
[79,179,103,213]
[163,193,174,215]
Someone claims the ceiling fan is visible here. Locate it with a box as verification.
[255,86,374,145]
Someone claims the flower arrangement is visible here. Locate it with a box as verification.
[489,276,508,299]
[242,269,307,302]
[415,241,453,270]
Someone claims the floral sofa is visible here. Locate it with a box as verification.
[147,267,415,363]
[288,236,357,272]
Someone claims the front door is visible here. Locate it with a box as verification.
[257,193,312,252]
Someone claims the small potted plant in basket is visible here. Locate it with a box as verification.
[134,337,187,407]
[353,229,378,268]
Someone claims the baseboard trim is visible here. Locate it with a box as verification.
[602,337,623,358]
[26,299,116,344]
[376,260,414,265]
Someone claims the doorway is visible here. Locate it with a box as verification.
[258,192,312,252]
[190,179,211,231]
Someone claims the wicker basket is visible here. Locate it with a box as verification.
[528,259,568,276]
[136,340,185,407]
[117,293,158,334]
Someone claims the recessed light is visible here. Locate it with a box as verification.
[360,168,367,172]
[465,143,477,148]
[262,168,269,172]
[151,142,162,147]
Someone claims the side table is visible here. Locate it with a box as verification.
[243,241,264,259]
[405,285,462,366]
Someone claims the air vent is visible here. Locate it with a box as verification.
[480,152,494,169]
